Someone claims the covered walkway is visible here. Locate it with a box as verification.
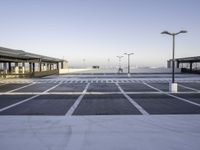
[167,56,200,74]
[0,47,68,78]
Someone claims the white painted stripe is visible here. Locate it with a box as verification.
[65,83,90,116]
[143,82,162,92]
[6,83,36,93]
[178,84,199,92]
[0,95,40,112]
[165,93,200,107]
[0,91,199,95]
[116,83,149,115]
[43,83,62,93]
[144,82,200,107]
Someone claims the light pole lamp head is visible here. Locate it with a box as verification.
[161,31,172,35]
[124,53,134,55]
[179,30,187,34]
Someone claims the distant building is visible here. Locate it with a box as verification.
[0,47,68,78]
[167,56,200,73]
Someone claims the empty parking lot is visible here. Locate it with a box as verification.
[0,76,200,116]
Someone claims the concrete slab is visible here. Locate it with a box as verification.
[0,95,33,109]
[128,94,200,114]
[14,83,57,92]
[0,115,200,150]
[73,94,141,115]
[87,83,119,92]
[0,83,29,92]
[148,83,194,92]
[50,83,87,92]
[174,93,200,104]
[0,95,79,115]
[119,83,157,92]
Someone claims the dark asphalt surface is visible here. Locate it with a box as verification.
[0,82,199,115]
[174,93,200,104]
[0,95,79,115]
[129,94,200,114]
[73,94,141,115]
[179,82,200,90]
[0,95,33,109]
[87,83,120,92]
[119,83,157,92]
[14,83,57,92]
[50,83,86,92]
[0,83,29,92]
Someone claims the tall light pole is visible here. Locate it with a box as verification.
[124,53,134,76]
[117,56,123,73]
[161,30,187,92]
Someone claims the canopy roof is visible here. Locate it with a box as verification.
[0,47,65,63]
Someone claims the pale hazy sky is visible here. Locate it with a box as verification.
[0,0,200,68]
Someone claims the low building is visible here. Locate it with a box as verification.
[167,56,200,74]
[0,46,68,78]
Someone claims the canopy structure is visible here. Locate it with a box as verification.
[0,47,68,77]
[167,56,200,73]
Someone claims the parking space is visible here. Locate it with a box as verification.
[0,83,29,92]
[179,82,200,91]
[73,94,141,115]
[13,83,57,93]
[50,83,86,92]
[119,83,157,92]
[147,83,195,92]
[0,95,33,109]
[0,95,79,115]
[174,93,200,104]
[87,83,119,92]
[0,78,199,116]
[129,94,200,114]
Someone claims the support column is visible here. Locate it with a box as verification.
[190,62,193,72]
[29,62,32,73]
[61,62,64,69]
[47,63,50,71]
[8,62,12,73]
[3,63,8,74]
[177,61,180,68]
[39,62,42,72]
[15,62,19,74]
[33,63,35,72]
[22,62,25,74]
[56,62,59,69]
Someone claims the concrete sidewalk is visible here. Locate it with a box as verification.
[0,115,200,150]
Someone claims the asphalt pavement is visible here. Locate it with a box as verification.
[0,73,200,116]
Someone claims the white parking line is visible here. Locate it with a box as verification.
[65,83,90,116]
[6,82,36,93]
[144,82,200,107]
[165,93,200,107]
[178,84,199,92]
[0,95,40,112]
[43,83,62,93]
[116,83,149,115]
[143,82,162,92]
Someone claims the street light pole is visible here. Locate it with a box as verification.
[124,53,134,76]
[117,56,123,73]
[161,30,187,92]
[172,34,175,83]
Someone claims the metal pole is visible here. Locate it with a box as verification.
[128,54,130,74]
[172,35,175,83]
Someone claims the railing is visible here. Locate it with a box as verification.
[0,69,59,78]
